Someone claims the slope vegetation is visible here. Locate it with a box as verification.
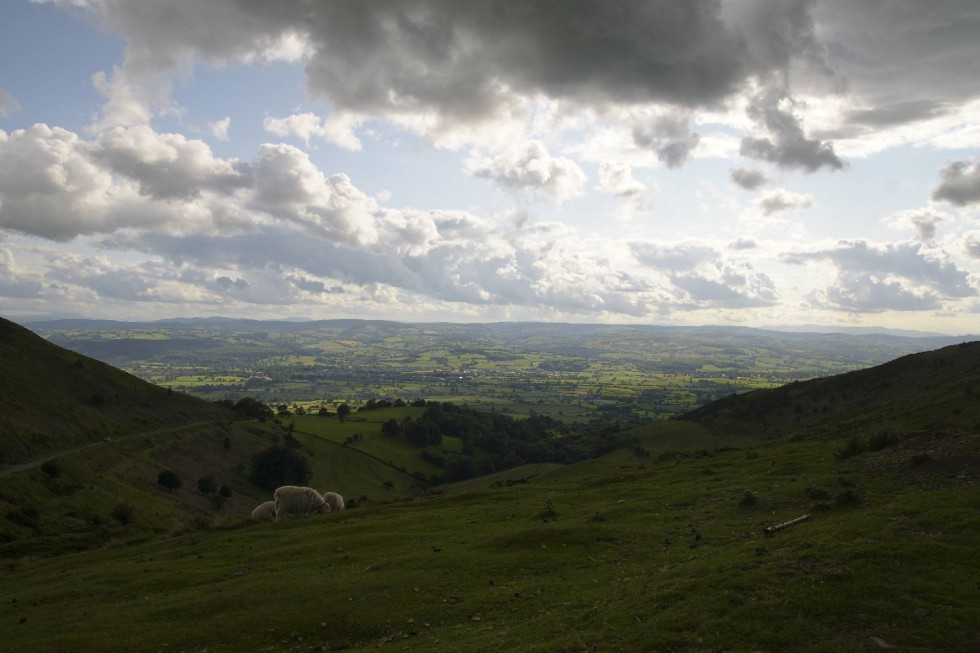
[0,316,231,464]
[679,340,980,440]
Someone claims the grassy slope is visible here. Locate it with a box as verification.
[0,317,429,554]
[0,316,233,464]
[0,336,977,650]
[1,430,976,652]
[678,340,980,440]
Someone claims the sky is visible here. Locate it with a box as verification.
[0,1,979,333]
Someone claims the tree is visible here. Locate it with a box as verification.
[248,446,312,492]
[381,418,402,438]
[197,475,217,495]
[232,397,274,421]
[336,403,351,422]
[157,470,182,491]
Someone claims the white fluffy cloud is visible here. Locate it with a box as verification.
[465,140,586,203]
[783,240,977,313]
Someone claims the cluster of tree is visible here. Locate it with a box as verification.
[381,402,625,483]
[213,396,274,421]
[357,398,427,411]
[247,446,312,492]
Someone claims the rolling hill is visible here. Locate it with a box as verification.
[0,316,233,464]
[678,340,980,440]
[0,324,976,650]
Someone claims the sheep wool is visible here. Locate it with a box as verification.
[251,500,277,522]
[323,491,345,513]
[274,485,326,521]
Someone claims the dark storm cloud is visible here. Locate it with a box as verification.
[729,167,768,190]
[932,161,980,207]
[740,86,845,173]
[631,113,700,168]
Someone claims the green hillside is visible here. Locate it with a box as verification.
[679,340,980,440]
[1,330,977,650]
[0,316,232,464]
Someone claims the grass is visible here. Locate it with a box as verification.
[2,430,977,652]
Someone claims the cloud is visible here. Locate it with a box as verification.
[208,117,231,141]
[783,240,977,312]
[932,161,980,206]
[63,0,860,147]
[730,167,768,190]
[631,112,700,169]
[0,248,43,299]
[754,189,814,216]
[886,209,948,242]
[740,86,846,173]
[630,240,779,308]
[250,143,380,244]
[597,162,645,198]
[465,140,586,203]
[0,89,21,117]
[94,125,249,200]
[630,241,717,272]
[264,111,364,151]
[965,232,980,259]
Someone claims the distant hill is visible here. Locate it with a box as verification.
[679,340,980,440]
[0,316,233,464]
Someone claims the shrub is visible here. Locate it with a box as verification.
[157,470,182,491]
[834,436,866,460]
[806,486,831,500]
[110,502,135,525]
[910,453,932,466]
[834,489,862,507]
[197,475,217,495]
[88,393,105,407]
[6,506,39,528]
[867,429,899,452]
[538,498,558,520]
[739,491,759,507]
[248,446,311,492]
[218,484,233,498]
[40,460,60,478]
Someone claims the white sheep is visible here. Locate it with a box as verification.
[322,491,345,513]
[273,485,327,521]
[251,500,277,522]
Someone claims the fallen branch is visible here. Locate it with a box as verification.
[763,514,810,536]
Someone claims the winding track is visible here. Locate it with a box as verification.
[0,421,221,480]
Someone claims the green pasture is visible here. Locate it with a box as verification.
[3,431,976,652]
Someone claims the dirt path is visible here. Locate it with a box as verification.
[0,421,221,480]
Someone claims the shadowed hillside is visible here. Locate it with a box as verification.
[0,316,234,464]
[678,340,980,441]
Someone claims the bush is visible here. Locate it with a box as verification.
[157,470,182,491]
[739,491,759,507]
[910,453,932,466]
[834,436,866,460]
[111,502,135,525]
[867,429,899,452]
[40,460,60,478]
[218,484,233,498]
[834,489,862,507]
[248,446,312,492]
[6,506,39,528]
[538,498,558,520]
[806,486,831,500]
[197,475,217,495]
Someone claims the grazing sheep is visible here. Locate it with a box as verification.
[322,491,345,513]
[273,485,326,521]
[251,500,277,522]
